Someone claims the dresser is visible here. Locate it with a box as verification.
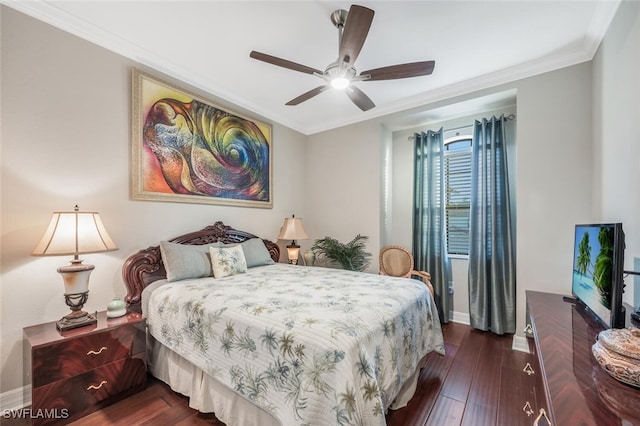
[23,311,146,425]
[526,291,640,426]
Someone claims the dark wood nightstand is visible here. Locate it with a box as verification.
[23,311,146,425]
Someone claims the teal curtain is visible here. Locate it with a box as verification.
[413,130,452,323]
[468,116,516,334]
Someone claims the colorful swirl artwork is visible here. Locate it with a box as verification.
[142,98,270,202]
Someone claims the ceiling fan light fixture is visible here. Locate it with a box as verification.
[331,77,350,90]
[249,5,434,111]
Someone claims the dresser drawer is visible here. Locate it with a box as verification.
[498,363,538,425]
[32,353,146,425]
[32,321,145,388]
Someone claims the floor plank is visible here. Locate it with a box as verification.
[461,333,507,425]
[69,390,171,425]
[425,395,466,426]
[439,328,486,402]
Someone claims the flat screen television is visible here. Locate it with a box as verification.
[571,223,626,329]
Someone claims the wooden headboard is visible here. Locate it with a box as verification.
[122,221,280,312]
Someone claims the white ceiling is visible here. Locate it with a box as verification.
[5,1,621,135]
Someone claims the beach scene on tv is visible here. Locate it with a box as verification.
[572,225,615,323]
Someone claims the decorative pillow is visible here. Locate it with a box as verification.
[241,238,275,267]
[210,245,248,278]
[159,241,222,282]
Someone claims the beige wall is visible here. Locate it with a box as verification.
[0,7,307,393]
[305,120,383,271]
[593,0,640,310]
[513,63,594,333]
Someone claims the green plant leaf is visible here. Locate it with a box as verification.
[311,235,371,271]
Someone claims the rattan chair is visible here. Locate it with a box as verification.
[379,245,434,296]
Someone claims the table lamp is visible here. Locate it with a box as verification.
[277,215,308,265]
[32,205,118,331]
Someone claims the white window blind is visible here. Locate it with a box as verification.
[444,137,472,256]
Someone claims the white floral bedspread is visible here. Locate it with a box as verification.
[147,263,444,426]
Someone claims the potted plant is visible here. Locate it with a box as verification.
[311,235,371,272]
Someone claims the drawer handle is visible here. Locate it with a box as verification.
[86,380,107,391]
[523,362,535,376]
[524,323,533,334]
[87,346,107,356]
[522,401,534,416]
[533,408,551,426]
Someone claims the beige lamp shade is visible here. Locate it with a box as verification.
[277,216,309,241]
[32,209,118,256]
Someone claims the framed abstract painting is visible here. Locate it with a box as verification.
[131,68,272,208]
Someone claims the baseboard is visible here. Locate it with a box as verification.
[451,311,470,325]
[451,311,530,354]
[0,385,30,410]
[512,335,530,353]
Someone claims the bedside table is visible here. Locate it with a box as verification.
[23,311,146,425]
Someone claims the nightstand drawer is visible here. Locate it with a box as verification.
[31,353,146,425]
[25,312,147,424]
[32,321,145,388]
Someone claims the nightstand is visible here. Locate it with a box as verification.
[23,311,146,425]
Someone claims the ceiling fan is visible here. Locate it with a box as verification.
[249,4,435,112]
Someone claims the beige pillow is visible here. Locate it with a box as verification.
[210,245,248,278]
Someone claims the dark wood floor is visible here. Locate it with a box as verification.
[3,322,536,426]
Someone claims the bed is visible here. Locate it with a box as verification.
[123,221,444,426]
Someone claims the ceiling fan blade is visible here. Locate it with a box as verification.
[286,85,330,106]
[339,5,374,65]
[250,51,322,75]
[346,86,375,111]
[361,61,436,81]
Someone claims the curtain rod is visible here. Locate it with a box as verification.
[407,114,515,141]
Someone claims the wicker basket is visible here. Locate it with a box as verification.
[592,327,640,388]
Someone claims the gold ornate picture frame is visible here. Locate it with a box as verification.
[131,68,273,208]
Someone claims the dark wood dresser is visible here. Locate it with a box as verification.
[23,311,146,425]
[526,291,640,426]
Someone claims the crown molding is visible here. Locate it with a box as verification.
[584,0,621,58]
[305,45,594,134]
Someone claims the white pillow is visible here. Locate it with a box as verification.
[209,245,248,278]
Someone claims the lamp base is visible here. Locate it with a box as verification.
[56,310,97,331]
[56,263,97,332]
[286,242,301,265]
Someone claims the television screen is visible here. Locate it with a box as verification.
[571,223,625,328]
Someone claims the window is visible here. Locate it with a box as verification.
[444,136,472,256]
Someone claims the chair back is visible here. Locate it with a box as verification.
[379,245,414,278]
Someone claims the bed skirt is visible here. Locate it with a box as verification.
[148,335,428,425]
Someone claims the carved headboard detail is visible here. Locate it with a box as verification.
[122,221,280,312]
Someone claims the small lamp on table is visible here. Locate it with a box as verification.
[277,215,308,265]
